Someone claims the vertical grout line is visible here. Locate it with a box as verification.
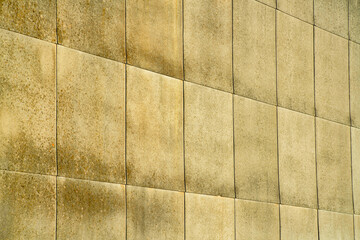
[231,1,236,239]
[182,1,186,240]
[124,0,127,64]
[124,2,128,240]
[125,185,128,240]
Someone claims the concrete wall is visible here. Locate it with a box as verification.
[0,0,359,239]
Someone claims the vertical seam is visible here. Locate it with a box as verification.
[182,1,186,240]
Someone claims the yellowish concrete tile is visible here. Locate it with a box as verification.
[0,171,56,240]
[57,46,125,184]
[316,118,353,214]
[127,186,184,240]
[234,96,278,203]
[57,177,125,240]
[186,193,234,240]
[234,0,276,104]
[277,12,314,115]
[280,205,318,240]
[0,29,56,175]
[0,0,56,42]
[315,0,348,38]
[257,0,276,8]
[126,0,183,79]
[353,128,360,214]
[278,0,314,23]
[236,199,279,240]
[57,0,125,62]
[351,42,360,128]
[350,0,360,43]
[319,210,354,240]
[278,108,317,209]
[185,82,233,197]
[315,28,350,125]
[127,66,184,191]
[355,215,360,240]
[184,0,232,92]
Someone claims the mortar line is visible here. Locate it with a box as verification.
[55,32,58,240]
[232,2,236,239]
[182,0,186,239]
[124,3,128,236]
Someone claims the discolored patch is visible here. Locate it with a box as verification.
[0,29,56,175]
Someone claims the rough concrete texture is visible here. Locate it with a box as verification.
[351,41,360,128]
[280,205,318,240]
[57,46,126,184]
[315,27,350,125]
[316,118,353,214]
[277,12,314,115]
[126,0,183,79]
[234,96,279,203]
[185,82,234,197]
[278,108,317,209]
[57,0,125,62]
[127,186,184,240]
[319,210,354,240]
[184,0,232,92]
[236,199,280,240]
[57,177,126,240]
[277,0,314,24]
[0,171,56,240]
[127,65,184,191]
[234,0,276,104]
[0,29,56,175]
[315,0,348,38]
[186,193,234,240]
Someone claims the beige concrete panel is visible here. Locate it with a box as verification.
[0,171,56,240]
[277,0,314,23]
[236,199,279,240]
[57,177,125,240]
[127,66,184,191]
[57,46,125,184]
[234,96,278,203]
[277,12,314,115]
[234,0,276,104]
[355,215,360,240]
[315,28,350,125]
[57,0,125,62]
[316,118,353,214]
[353,127,360,214]
[186,193,234,240]
[315,0,348,38]
[184,0,232,92]
[127,186,184,240]
[257,0,276,8]
[351,42,360,128]
[280,205,318,240]
[126,0,183,79]
[350,0,360,43]
[185,82,234,197]
[319,210,354,240]
[0,29,56,175]
[278,108,317,208]
[0,0,56,42]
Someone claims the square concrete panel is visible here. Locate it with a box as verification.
[57,177,125,240]
[0,29,56,175]
[315,28,350,125]
[127,186,184,240]
[351,42,360,128]
[126,0,183,79]
[356,215,360,240]
[0,0,56,42]
[319,210,354,240]
[234,0,276,104]
[353,128,360,214]
[277,12,314,115]
[236,199,279,240]
[186,193,234,240]
[316,118,353,214]
[57,46,125,184]
[0,171,56,240]
[57,0,125,62]
[127,66,184,191]
[278,0,314,23]
[280,205,318,240]
[278,108,317,209]
[234,96,278,203]
[315,0,348,38]
[350,0,360,43]
[185,82,234,197]
[184,0,232,92]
